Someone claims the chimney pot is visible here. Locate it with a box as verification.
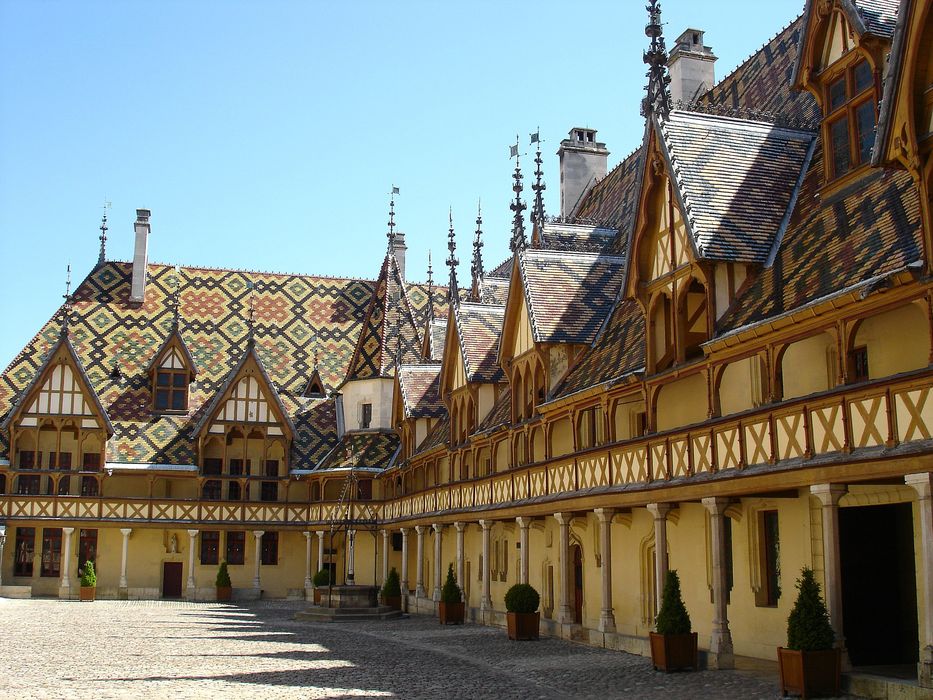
[392,231,407,280]
[130,208,151,304]
[557,128,608,218]
[668,28,717,105]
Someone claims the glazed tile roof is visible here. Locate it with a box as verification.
[477,386,512,434]
[535,222,620,253]
[519,249,626,345]
[397,364,444,419]
[414,413,450,456]
[316,431,400,470]
[851,0,900,36]
[872,0,911,166]
[455,302,506,382]
[425,319,447,362]
[718,164,924,332]
[574,148,644,238]
[479,276,510,305]
[552,299,646,400]
[659,111,816,263]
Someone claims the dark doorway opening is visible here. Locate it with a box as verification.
[839,502,918,668]
[162,562,183,599]
[572,544,583,624]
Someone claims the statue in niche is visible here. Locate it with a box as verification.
[168,533,178,554]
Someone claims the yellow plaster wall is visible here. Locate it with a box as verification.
[855,303,930,379]
[551,417,574,458]
[781,333,834,399]
[655,373,707,431]
[719,356,763,416]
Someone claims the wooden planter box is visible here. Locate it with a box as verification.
[383,594,402,611]
[649,632,698,672]
[313,588,322,605]
[439,601,464,625]
[778,647,841,698]
[79,586,96,602]
[216,586,232,601]
[507,611,540,640]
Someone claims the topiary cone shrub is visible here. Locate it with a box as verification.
[313,568,331,587]
[439,563,464,624]
[216,561,232,601]
[505,583,540,640]
[80,560,97,588]
[381,567,402,610]
[650,570,697,672]
[778,568,840,698]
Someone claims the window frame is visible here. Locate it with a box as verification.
[822,54,877,181]
[200,530,220,565]
[40,527,63,578]
[14,527,35,577]
[260,532,278,566]
[226,531,246,565]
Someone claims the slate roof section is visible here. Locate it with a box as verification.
[718,165,924,332]
[659,111,816,263]
[574,148,644,237]
[455,302,506,382]
[397,364,444,419]
[425,319,447,362]
[519,248,626,345]
[315,431,400,471]
[479,276,510,306]
[535,222,620,254]
[551,300,646,401]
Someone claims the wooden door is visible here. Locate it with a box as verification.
[572,545,583,624]
[162,562,183,598]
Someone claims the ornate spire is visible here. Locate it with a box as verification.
[426,251,435,325]
[530,129,546,227]
[642,0,672,120]
[471,200,484,302]
[446,209,459,303]
[97,201,110,265]
[245,279,256,344]
[169,266,181,331]
[60,264,73,337]
[387,185,399,250]
[509,135,527,253]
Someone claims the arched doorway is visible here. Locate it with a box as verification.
[572,544,583,624]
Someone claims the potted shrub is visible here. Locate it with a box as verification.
[381,567,402,610]
[215,561,232,601]
[312,568,330,605]
[778,568,840,698]
[79,561,97,602]
[504,583,540,640]
[438,563,465,624]
[650,570,698,671]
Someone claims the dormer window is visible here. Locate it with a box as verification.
[153,348,190,412]
[825,57,876,180]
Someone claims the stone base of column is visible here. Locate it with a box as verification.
[557,606,574,625]
[415,584,426,598]
[304,586,313,602]
[598,611,616,634]
[58,585,72,600]
[186,585,196,601]
[432,587,441,602]
[919,645,933,688]
[118,586,129,601]
[708,631,734,669]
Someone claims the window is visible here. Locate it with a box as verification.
[81,476,99,497]
[17,475,39,495]
[78,528,97,571]
[849,345,869,383]
[360,403,373,429]
[82,453,101,471]
[202,480,221,500]
[17,450,36,468]
[260,482,278,502]
[40,527,62,578]
[756,510,781,606]
[578,405,604,449]
[14,527,35,577]
[261,532,278,565]
[228,481,242,501]
[226,531,246,565]
[357,479,372,500]
[200,531,220,565]
[824,58,875,179]
[154,369,188,411]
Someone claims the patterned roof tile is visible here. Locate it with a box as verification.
[316,431,400,470]
[456,302,506,382]
[397,364,444,419]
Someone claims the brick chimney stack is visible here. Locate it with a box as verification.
[130,209,150,305]
[558,128,608,218]
[668,29,717,105]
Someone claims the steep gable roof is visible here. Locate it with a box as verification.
[397,363,444,419]
[315,431,400,471]
[145,328,198,377]
[534,221,620,254]
[455,302,506,383]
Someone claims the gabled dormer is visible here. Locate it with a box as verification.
[146,331,197,413]
[302,366,327,399]
[794,0,895,184]
[393,363,443,460]
[191,340,294,501]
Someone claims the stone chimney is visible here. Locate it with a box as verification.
[558,128,608,217]
[130,208,150,304]
[668,29,717,105]
[391,231,407,280]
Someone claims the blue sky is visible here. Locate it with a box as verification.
[0,0,804,370]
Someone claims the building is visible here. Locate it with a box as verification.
[3,0,933,687]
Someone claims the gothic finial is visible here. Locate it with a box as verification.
[471,199,484,302]
[313,344,320,371]
[169,265,181,330]
[642,0,672,120]
[387,185,399,249]
[446,209,459,303]
[61,264,73,337]
[530,129,546,226]
[246,279,255,344]
[426,251,435,324]
[98,201,111,265]
[509,135,527,253]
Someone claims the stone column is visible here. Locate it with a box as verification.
[119,528,132,594]
[454,522,465,596]
[554,512,574,625]
[907,473,933,687]
[646,503,671,610]
[594,509,616,634]
[59,527,75,597]
[400,528,410,596]
[303,531,313,591]
[432,523,443,602]
[346,529,356,584]
[316,530,325,576]
[381,529,390,585]
[516,517,531,585]
[702,498,734,669]
[0,527,6,588]
[414,525,427,598]
[810,484,849,666]
[252,530,264,591]
[479,519,493,612]
[186,529,198,599]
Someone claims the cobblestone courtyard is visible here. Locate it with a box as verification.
[0,598,820,699]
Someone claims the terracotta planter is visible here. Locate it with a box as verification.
[313,588,322,605]
[79,586,96,602]
[649,632,698,672]
[216,586,232,601]
[778,647,841,699]
[383,594,401,611]
[506,611,540,640]
[439,601,464,625]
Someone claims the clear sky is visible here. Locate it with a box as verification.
[0,0,804,370]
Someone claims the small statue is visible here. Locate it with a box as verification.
[168,533,178,554]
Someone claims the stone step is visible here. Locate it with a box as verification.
[294,605,404,623]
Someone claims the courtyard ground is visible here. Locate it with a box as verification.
[0,598,844,699]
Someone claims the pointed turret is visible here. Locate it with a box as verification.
[60,265,73,338]
[509,136,527,253]
[98,207,108,265]
[471,201,484,302]
[642,0,672,120]
[446,209,459,303]
[531,129,546,231]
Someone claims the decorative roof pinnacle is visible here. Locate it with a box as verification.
[426,251,435,324]
[530,129,546,226]
[60,264,73,337]
[98,200,111,265]
[642,0,672,120]
[446,208,459,302]
[245,279,256,344]
[387,185,399,250]
[509,134,527,253]
[471,199,484,302]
